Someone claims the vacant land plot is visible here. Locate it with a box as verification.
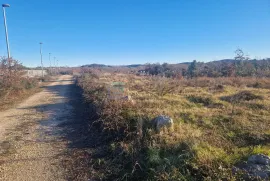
[78,72,270,180]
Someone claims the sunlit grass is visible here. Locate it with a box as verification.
[78,73,270,180]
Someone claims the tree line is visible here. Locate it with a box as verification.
[143,49,270,78]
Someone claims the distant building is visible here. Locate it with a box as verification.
[25,69,48,77]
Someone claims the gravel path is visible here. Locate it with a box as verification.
[0,75,75,181]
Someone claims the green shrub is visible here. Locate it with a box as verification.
[187,95,220,108]
[221,90,263,103]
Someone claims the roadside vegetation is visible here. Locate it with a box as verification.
[77,70,270,180]
[0,57,39,110]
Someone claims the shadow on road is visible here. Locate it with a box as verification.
[0,77,98,180]
[43,79,73,83]
[17,79,96,149]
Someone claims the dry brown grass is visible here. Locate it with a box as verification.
[0,58,41,110]
[78,73,270,180]
[0,77,39,111]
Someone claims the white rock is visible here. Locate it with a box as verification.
[152,115,173,131]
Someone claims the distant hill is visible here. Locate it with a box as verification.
[124,64,142,68]
[176,62,191,65]
[81,58,270,69]
[81,64,143,68]
[81,64,112,68]
[210,59,235,64]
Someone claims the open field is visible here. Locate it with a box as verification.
[78,72,270,180]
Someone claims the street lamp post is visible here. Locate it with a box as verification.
[54,57,56,74]
[39,42,44,77]
[49,53,51,74]
[2,4,11,68]
[57,60,59,74]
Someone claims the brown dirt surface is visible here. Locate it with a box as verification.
[0,75,88,181]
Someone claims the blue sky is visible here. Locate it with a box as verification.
[0,0,269,67]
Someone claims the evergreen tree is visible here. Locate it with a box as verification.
[234,48,249,76]
[187,60,197,78]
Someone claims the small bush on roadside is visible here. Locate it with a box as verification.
[0,57,38,104]
[38,75,51,82]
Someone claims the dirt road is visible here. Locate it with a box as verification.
[0,75,84,181]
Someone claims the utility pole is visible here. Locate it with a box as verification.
[2,4,11,69]
[39,42,44,77]
[49,53,51,74]
[54,57,56,75]
[57,60,59,74]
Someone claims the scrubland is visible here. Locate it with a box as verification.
[0,59,39,110]
[78,72,270,180]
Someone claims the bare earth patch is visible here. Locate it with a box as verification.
[0,75,75,181]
